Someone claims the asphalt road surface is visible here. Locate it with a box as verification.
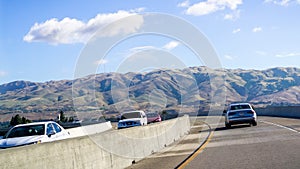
[185,116,300,169]
[128,116,300,169]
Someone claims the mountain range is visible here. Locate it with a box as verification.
[0,66,299,122]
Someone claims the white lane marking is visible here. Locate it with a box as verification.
[260,120,300,134]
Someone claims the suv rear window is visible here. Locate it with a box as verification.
[230,104,251,110]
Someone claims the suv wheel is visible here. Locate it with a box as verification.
[225,123,231,129]
[252,121,257,126]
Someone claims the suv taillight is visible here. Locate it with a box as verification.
[247,111,254,114]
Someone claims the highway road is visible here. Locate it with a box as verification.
[184,116,300,169]
[129,116,300,169]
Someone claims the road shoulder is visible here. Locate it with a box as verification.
[127,118,210,169]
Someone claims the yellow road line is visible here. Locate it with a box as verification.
[176,130,214,169]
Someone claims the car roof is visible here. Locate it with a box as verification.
[14,121,55,127]
[122,110,144,114]
[229,103,251,106]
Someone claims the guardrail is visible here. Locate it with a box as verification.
[197,106,300,119]
[255,106,300,118]
[0,115,190,169]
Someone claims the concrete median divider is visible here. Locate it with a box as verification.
[67,121,112,138]
[0,115,191,169]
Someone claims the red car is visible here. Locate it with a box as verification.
[146,113,162,123]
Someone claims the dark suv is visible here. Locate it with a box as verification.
[224,103,257,128]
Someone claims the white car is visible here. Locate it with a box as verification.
[117,111,148,129]
[0,121,70,148]
[224,103,257,128]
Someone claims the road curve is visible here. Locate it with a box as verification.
[184,116,300,169]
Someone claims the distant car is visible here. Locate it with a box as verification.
[161,110,179,120]
[72,120,82,124]
[146,113,162,123]
[224,103,257,128]
[0,121,70,148]
[117,111,147,129]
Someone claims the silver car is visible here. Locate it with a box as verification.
[224,103,257,128]
[0,121,70,148]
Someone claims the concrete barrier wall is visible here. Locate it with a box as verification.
[0,115,190,169]
[67,121,112,138]
[255,106,300,118]
[197,106,300,119]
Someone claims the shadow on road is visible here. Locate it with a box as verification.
[215,124,252,131]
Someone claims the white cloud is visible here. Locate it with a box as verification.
[95,14,144,39]
[252,27,262,33]
[129,7,145,13]
[163,41,180,50]
[224,54,234,60]
[224,13,234,20]
[264,0,292,6]
[178,0,190,7]
[182,0,243,16]
[186,2,218,16]
[275,52,300,58]
[95,59,108,65]
[232,28,241,34]
[126,41,180,59]
[224,9,240,20]
[24,8,145,44]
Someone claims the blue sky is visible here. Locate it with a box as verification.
[0,0,300,84]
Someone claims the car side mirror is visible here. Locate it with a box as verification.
[222,110,227,116]
[47,131,55,138]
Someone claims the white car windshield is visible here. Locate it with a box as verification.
[121,112,141,119]
[5,124,45,138]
